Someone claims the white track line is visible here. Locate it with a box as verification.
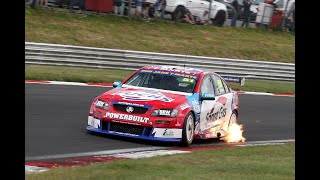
[25,139,294,161]
[25,165,49,174]
[25,146,168,161]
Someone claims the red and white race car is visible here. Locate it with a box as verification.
[87,65,244,146]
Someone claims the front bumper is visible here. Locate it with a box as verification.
[87,116,182,142]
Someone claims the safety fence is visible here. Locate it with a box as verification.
[25,42,295,82]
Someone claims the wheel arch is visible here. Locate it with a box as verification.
[233,109,239,118]
[188,109,197,127]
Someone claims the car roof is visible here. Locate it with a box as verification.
[140,65,205,76]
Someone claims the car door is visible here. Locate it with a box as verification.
[199,74,222,135]
[210,74,234,133]
[199,0,211,17]
[187,0,208,17]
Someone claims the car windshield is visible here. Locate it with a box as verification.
[124,69,199,93]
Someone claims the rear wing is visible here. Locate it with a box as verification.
[221,75,245,86]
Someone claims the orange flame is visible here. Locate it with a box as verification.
[223,123,246,143]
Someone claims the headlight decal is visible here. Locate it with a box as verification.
[95,99,109,110]
[151,109,179,117]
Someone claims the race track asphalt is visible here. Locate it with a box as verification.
[25,83,295,158]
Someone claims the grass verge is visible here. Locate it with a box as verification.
[26,143,295,180]
[25,7,295,63]
[26,65,295,94]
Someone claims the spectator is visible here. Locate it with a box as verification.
[69,0,77,12]
[55,0,66,8]
[196,10,209,25]
[148,3,156,18]
[159,0,166,18]
[142,0,151,19]
[113,0,121,15]
[269,0,278,8]
[241,0,251,28]
[286,2,295,32]
[29,0,37,8]
[182,9,195,24]
[79,0,86,12]
[230,0,239,27]
[69,0,86,13]
[152,0,160,17]
[135,0,142,17]
[39,0,48,7]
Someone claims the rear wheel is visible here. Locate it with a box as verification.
[171,6,185,23]
[212,11,226,27]
[181,112,194,147]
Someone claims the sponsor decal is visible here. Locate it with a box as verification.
[217,96,227,106]
[126,106,134,113]
[117,101,145,107]
[93,110,102,116]
[191,100,200,112]
[202,97,228,122]
[206,106,227,122]
[180,103,190,111]
[140,69,198,79]
[159,110,171,116]
[175,121,182,127]
[109,131,139,137]
[163,129,175,136]
[88,116,101,129]
[203,93,215,98]
[105,112,149,123]
[111,120,140,126]
[95,100,105,107]
[152,128,182,138]
[217,79,223,89]
[182,78,195,83]
[113,91,174,102]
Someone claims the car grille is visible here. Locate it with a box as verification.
[109,122,144,135]
[113,104,148,114]
[101,120,109,130]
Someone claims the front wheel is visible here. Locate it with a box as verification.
[171,6,185,23]
[212,11,226,27]
[181,112,195,147]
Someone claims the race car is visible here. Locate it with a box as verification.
[87,65,244,146]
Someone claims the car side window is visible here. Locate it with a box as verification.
[211,74,227,96]
[221,79,230,93]
[200,75,215,95]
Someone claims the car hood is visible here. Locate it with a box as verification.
[100,85,191,108]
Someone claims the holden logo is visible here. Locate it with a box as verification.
[126,106,134,113]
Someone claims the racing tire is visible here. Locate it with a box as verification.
[171,6,185,23]
[181,112,195,147]
[212,11,226,27]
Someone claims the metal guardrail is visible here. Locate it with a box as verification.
[25,42,295,82]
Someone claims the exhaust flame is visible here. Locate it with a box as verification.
[223,123,246,143]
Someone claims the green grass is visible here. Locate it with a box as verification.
[26,143,295,180]
[25,65,132,83]
[26,65,295,94]
[25,7,295,63]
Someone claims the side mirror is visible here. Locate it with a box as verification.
[113,81,122,88]
[201,92,216,100]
